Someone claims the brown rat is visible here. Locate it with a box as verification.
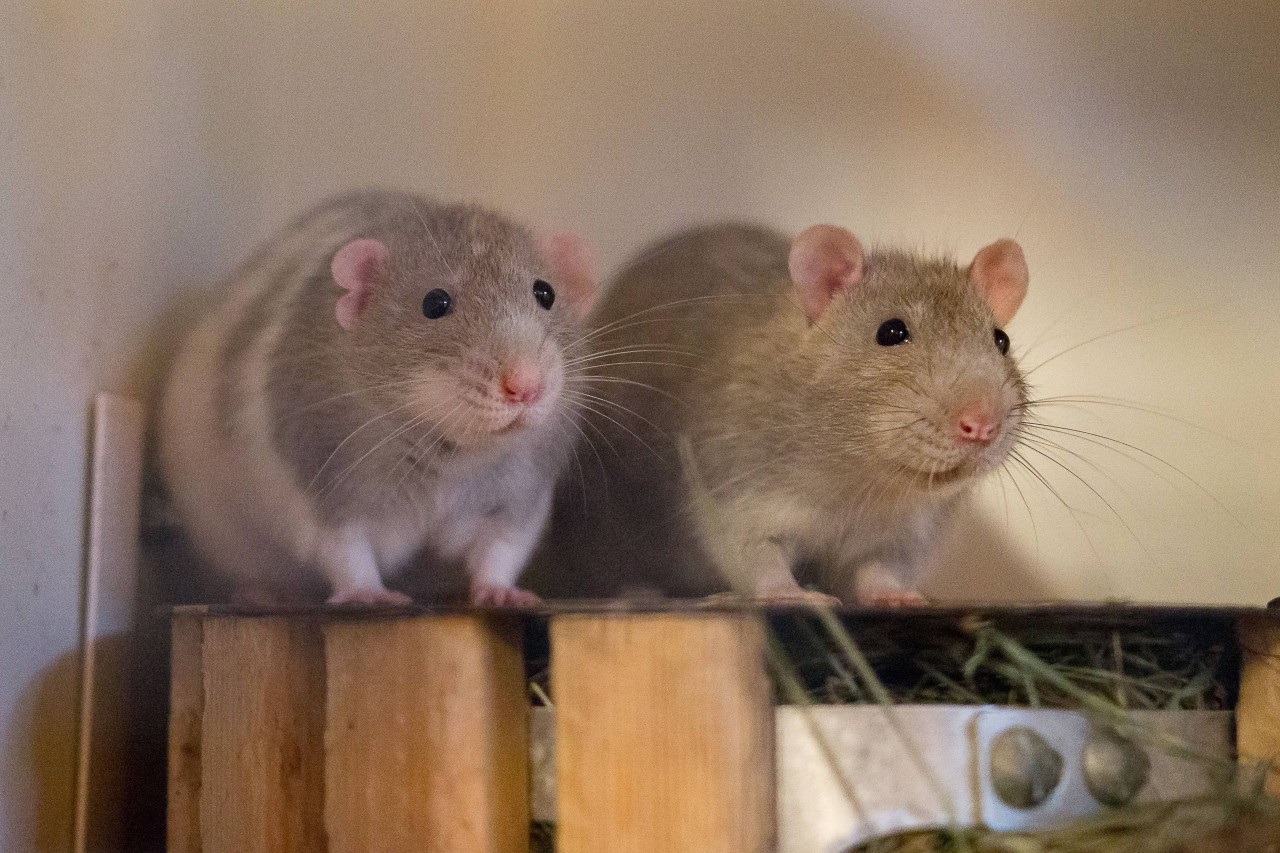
[159,190,597,606]
[532,222,1028,605]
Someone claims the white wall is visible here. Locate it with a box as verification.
[2,0,1277,847]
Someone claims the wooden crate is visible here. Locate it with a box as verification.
[169,611,532,853]
[167,603,1280,852]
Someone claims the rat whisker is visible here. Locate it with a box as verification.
[1007,448,1087,517]
[287,378,429,414]
[1006,448,1110,571]
[550,408,595,506]
[1018,440,1156,566]
[407,196,457,278]
[998,459,1041,563]
[1010,446,1112,570]
[314,408,437,501]
[994,461,1013,531]
[307,397,436,492]
[562,389,673,442]
[569,397,665,462]
[574,405,622,466]
[571,359,710,377]
[1020,421,1253,536]
[562,294,758,354]
[1017,432,1128,496]
[568,375,687,406]
[563,344,699,365]
[1020,421,1178,485]
[565,343,695,359]
[392,401,466,491]
[1018,395,1244,447]
[444,407,481,469]
[1021,421,1205,486]
[1022,303,1220,378]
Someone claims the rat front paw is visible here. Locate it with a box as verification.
[469,583,542,609]
[327,587,413,607]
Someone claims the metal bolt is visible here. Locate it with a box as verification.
[1083,727,1150,807]
[990,726,1064,809]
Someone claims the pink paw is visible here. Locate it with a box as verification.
[858,589,929,608]
[469,583,542,609]
[327,587,413,607]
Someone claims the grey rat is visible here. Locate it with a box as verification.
[159,190,597,606]
[533,223,1028,605]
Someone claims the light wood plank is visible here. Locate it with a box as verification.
[551,613,774,853]
[1237,615,1280,796]
[200,617,326,853]
[168,614,205,853]
[323,615,528,853]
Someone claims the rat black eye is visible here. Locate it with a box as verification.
[422,288,452,319]
[993,328,1010,355]
[876,318,910,346]
[533,279,555,310]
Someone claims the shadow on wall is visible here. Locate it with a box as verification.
[923,503,1057,603]
[4,649,77,853]
[5,635,171,852]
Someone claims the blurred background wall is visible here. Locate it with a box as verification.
[2,0,1277,848]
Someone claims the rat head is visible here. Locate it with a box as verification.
[787,225,1029,495]
[330,204,597,448]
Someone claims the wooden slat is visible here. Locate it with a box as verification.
[199,617,326,853]
[323,615,528,853]
[75,394,146,853]
[1237,615,1280,796]
[167,614,204,853]
[551,613,774,853]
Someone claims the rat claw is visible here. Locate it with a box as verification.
[327,587,413,607]
[469,583,542,609]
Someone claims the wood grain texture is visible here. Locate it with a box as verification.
[551,613,775,853]
[1238,615,1280,796]
[323,615,528,853]
[199,617,326,853]
[167,614,204,853]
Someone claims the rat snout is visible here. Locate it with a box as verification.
[499,359,544,406]
[953,401,1001,446]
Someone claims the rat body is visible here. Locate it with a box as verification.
[159,190,596,605]
[535,223,1028,604]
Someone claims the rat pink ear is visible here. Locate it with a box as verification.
[331,238,389,331]
[788,225,865,322]
[539,233,598,321]
[968,239,1028,325]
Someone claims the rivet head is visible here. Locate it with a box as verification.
[990,726,1064,809]
[1083,727,1150,807]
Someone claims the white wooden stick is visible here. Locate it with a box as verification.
[73,393,145,853]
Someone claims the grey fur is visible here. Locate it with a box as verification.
[531,223,1028,601]
[161,189,588,601]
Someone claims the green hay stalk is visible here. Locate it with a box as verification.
[528,607,1266,852]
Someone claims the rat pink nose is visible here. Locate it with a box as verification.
[955,406,1000,445]
[500,362,544,405]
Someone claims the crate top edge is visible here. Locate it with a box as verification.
[165,598,1280,626]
